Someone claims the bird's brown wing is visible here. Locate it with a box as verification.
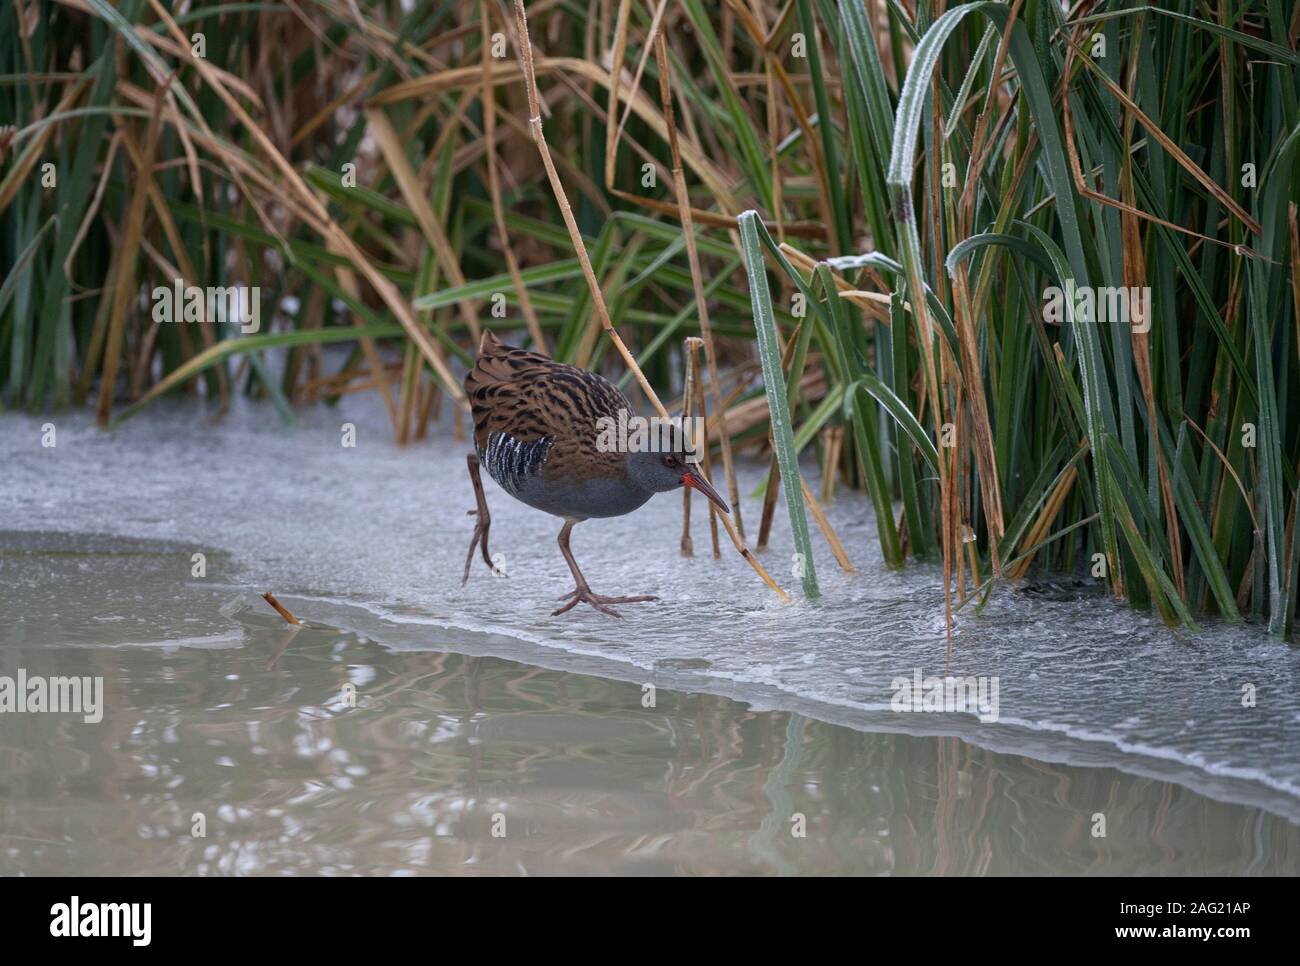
[465,332,632,483]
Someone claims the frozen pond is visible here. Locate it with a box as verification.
[2,397,1299,873]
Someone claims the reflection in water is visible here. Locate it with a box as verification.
[1,532,1297,875]
[2,627,1297,875]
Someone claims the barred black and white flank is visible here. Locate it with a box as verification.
[481,431,551,497]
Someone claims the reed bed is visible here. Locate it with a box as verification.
[2,1,1298,634]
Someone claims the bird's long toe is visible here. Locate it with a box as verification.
[595,593,659,605]
[461,513,492,586]
[551,594,596,617]
[551,588,658,617]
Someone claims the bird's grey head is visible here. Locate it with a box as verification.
[626,451,730,514]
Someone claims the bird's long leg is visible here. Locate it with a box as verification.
[462,454,498,585]
[552,519,658,618]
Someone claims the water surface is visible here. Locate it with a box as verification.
[1,531,1295,874]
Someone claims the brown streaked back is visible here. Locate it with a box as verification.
[464,331,633,481]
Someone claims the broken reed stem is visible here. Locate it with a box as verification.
[653,33,746,540]
[261,591,301,626]
[482,2,549,354]
[512,0,786,602]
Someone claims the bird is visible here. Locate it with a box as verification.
[461,330,730,617]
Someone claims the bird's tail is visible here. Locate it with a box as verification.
[465,329,526,410]
[478,329,503,357]
[466,329,552,400]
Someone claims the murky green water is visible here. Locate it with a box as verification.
[2,531,1297,875]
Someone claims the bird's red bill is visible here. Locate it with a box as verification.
[683,469,730,515]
